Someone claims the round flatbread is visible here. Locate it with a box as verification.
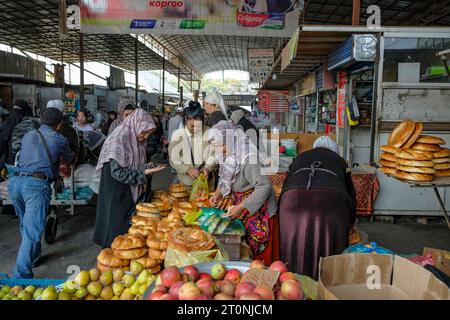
[434,148,450,158]
[432,158,450,164]
[393,170,434,182]
[397,159,434,167]
[411,143,441,152]
[403,122,423,149]
[416,135,445,145]
[380,153,397,162]
[380,145,401,154]
[379,159,397,168]
[435,169,450,177]
[380,167,396,175]
[387,120,416,148]
[396,165,436,174]
[395,149,433,161]
[434,163,450,170]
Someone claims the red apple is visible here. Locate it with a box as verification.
[214,293,234,300]
[224,269,241,285]
[160,266,181,288]
[280,279,303,300]
[219,279,236,297]
[194,294,210,300]
[269,261,288,274]
[199,273,212,281]
[154,284,167,292]
[159,293,177,300]
[254,285,275,300]
[196,278,215,298]
[279,145,286,154]
[275,289,286,300]
[183,265,200,282]
[250,260,266,270]
[279,272,296,283]
[169,281,184,299]
[239,293,262,300]
[148,290,166,300]
[235,282,256,298]
[178,282,202,300]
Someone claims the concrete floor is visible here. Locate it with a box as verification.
[1,167,449,280]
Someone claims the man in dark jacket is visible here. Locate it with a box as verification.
[46,100,79,155]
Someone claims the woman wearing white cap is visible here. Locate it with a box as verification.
[203,89,228,128]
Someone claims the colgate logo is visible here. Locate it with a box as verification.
[237,12,269,27]
[149,1,184,8]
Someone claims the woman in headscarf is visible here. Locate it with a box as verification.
[93,109,166,248]
[278,136,356,279]
[208,120,279,265]
[102,111,117,135]
[107,97,136,135]
[0,99,32,166]
[203,89,228,127]
[230,109,259,148]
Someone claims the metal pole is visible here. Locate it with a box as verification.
[61,47,65,100]
[79,33,84,111]
[135,35,139,106]
[179,85,183,106]
[352,0,361,26]
[315,89,320,133]
[190,70,193,92]
[177,67,180,92]
[162,48,165,110]
[369,34,381,164]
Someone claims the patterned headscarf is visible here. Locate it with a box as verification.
[204,89,228,119]
[107,97,134,135]
[97,108,156,201]
[313,136,340,154]
[208,120,258,197]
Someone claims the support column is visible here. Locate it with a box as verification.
[352,0,361,26]
[79,33,84,111]
[60,47,65,100]
[135,35,139,106]
[162,48,165,110]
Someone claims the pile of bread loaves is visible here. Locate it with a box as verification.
[168,183,189,202]
[379,120,450,182]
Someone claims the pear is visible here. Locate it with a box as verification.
[33,288,44,299]
[58,291,71,300]
[130,260,145,276]
[122,274,136,288]
[1,285,11,293]
[17,290,32,300]
[24,285,36,295]
[63,280,77,294]
[138,284,148,295]
[147,275,156,287]
[2,294,11,300]
[12,297,20,300]
[113,269,125,282]
[89,268,101,282]
[71,296,79,300]
[41,286,58,300]
[112,283,125,296]
[87,281,102,297]
[74,287,88,299]
[100,286,114,300]
[99,269,113,287]
[84,294,96,300]
[0,292,5,299]
[75,271,90,287]
[10,285,23,297]
[137,269,151,285]
[120,288,135,300]
[111,295,120,300]
[130,281,141,296]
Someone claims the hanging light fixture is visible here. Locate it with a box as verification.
[272,73,277,80]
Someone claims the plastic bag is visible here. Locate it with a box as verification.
[343,242,394,255]
[164,237,229,268]
[189,173,209,202]
[184,210,202,226]
[198,207,246,236]
[409,253,435,267]
[295,274,318,300]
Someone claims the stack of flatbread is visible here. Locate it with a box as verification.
[379,120,450,182]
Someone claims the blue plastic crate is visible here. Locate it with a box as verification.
[0,273,64,288]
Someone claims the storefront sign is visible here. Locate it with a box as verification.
[257,90,290,112]
[281,27,299,72]
[248,48,275,83]
[337,71,348,128]
[79,0,299,37]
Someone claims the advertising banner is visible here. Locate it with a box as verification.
[248,48,274,82]
[80,0,299,37]
[281,27,298,72]
[337,71,348,128]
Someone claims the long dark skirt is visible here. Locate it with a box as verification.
[279,188,351,280]
[93,162,134,248]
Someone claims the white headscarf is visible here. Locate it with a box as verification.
[204,89,228,119]
[313,136,339,154]
[47,100,64,113]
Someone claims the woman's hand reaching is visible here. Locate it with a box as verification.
[145,165,166,176]
[209,190,223,207]
[222,203,244,219]
[187,167,200,179]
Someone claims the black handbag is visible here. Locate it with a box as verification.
[35,129,65,193]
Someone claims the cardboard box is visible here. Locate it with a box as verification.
[318,254,450,300]
[423,247,450,277]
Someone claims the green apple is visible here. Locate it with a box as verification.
[112,283,125,296]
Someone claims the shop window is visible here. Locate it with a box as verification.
[383,37,450,83]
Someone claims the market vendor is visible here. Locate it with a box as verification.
[168,101,217,190]
[208,120,279,265]
[73,110,93,133]
[93,109,166,248]
[203,89,228,127]
[278,136,356,279]
[107,97,135,135]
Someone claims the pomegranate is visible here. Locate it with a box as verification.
[254,285,275,300]
[223,269,241,285]
[178,282,201,300]
[280,279,303,300]
[169,281,184,299]
[269,261,288,274]
[160,267,181,288]
[183,265,200,282]
[235,282,256,298]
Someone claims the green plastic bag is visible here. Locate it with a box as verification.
[197,207,246,236]
[189,173,209,202]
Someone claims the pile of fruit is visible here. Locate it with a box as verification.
[147,260,304,300]
[1,261,156,300]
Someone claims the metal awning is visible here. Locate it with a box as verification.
[0,0,200,82]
